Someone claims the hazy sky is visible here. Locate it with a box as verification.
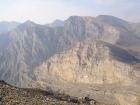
[0,0,140,24]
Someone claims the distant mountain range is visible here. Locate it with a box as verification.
[0,21,20,34]
[0,19,64,34]
[0,15,140,105]
[0,19,64,51]
[46,19,64,27]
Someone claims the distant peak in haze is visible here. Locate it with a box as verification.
[96,15,116,18]
[96,15,127,23]
[0,21,20,34]
[68,15,81,20]
[25,20,32,22]
[0,21,20,25]
[24,20,36,24]
[52,19,62,23]
[69,16,96,22]
[46,19,64,27]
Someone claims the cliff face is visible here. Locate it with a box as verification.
[34,39,140,86]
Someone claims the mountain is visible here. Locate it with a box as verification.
[96,15,140,46]
[96,15,140,38]
[0,21,20,34]
[35,39,139,85]
[46,19,64,27]
[17,20,42,32]
[0,15,140,105]
[34,39,140,105]
[0,20,42,51]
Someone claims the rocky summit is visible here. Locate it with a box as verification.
[0,15,140,105]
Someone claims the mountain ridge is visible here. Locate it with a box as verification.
[0,21,20,34]
[0,15,140,105]
[46,19,64,27]
[1,15,140,85]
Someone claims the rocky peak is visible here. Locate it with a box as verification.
[51,19,64,26]
[24,20,37,26]
[96,15,128,28]
[66,16,85,25]
[46,19,64,27]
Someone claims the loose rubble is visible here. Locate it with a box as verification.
[0,80,114,105]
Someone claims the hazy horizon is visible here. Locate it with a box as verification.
[0,0,140,24]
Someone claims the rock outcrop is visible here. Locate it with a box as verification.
[34,39,140,86]
[0,80,110,105]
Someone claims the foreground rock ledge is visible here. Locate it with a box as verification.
[0,80,113,105]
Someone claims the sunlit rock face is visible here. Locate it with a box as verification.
[34,39,140,105]
[35,39,139,86]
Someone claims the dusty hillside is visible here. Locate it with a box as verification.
[0,80,112,105]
